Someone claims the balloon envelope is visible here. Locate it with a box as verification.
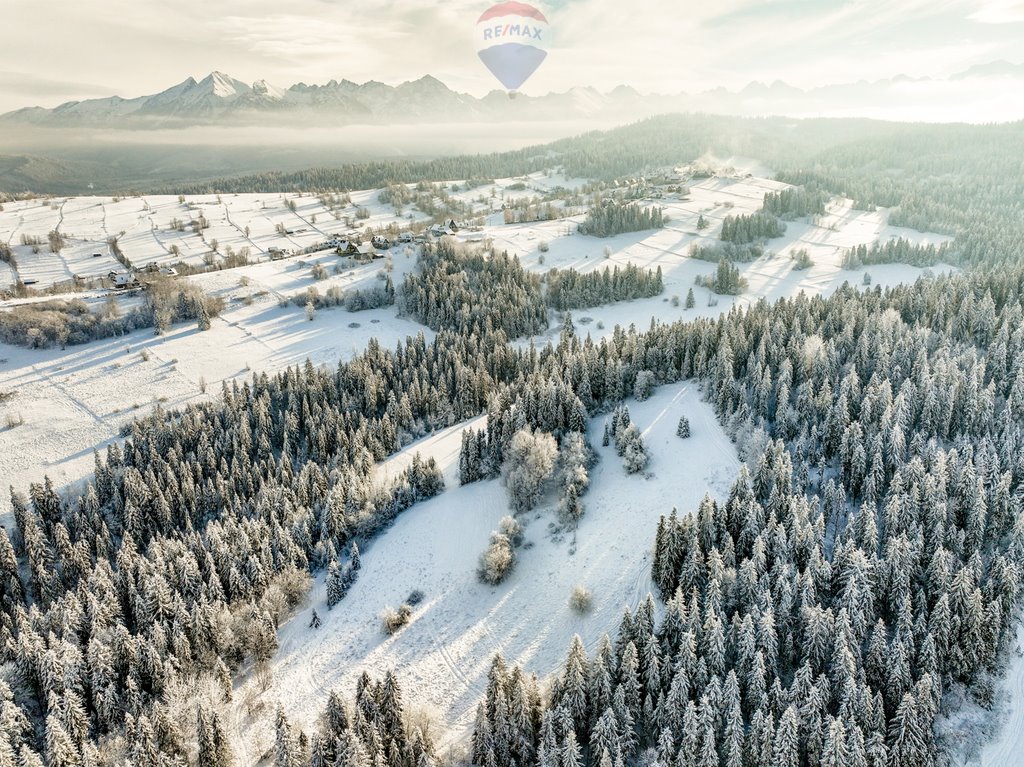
[475,1,549,91]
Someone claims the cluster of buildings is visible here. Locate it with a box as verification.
[267,219,464,262]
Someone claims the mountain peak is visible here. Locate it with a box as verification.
[251,79,285,99]
[952,60,1024,80]
[197,71,248,98]
[399,74,452,93]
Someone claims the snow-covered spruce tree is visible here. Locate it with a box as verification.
[325,560,345,609]
[618,423,649,474]
[197,707,233,767]
[609,404,632,456]
[349,542,361,571]
[460,428,479,485]
[556,432,594,526]
[676,415,691,438]
[274,707,304,767]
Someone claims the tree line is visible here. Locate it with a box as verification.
[546,264,664,311]
[578,202,665,238]
[720,213,786,245]
[842,239,955,269]
[0,280,223,349]
[761,187,827,219]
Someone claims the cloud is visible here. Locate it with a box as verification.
[0,72,114,102]
[969,0,1024,22]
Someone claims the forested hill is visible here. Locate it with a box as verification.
[156,115,1024,269]
[160,116,1024,196]
[154,115,915,195]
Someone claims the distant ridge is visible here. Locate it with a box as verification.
[3,61,1023,128]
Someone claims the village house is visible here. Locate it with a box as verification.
[108,270,139,289]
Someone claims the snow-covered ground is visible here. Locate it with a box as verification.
[0,167,969,760]
[974,636,1024,766]
[0,170,954,525]
[468,180,954,347]
[0,172,954,294]
[0,294,431,523]
[0,191,426,286]
[229,382,740,759]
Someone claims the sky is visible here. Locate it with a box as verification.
[2,0,1023,112]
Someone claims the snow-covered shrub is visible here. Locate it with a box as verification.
[478,533,516,585]
[382,603,413,635]
[498,515,523,547]
[569,585,593,614]
[502,428,558,513]
[791,248,814,270]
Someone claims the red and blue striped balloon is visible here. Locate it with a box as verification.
[475,2,549,92]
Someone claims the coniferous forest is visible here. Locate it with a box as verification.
[472,270,1024,767]
[4,216,1024,765]
[1,114,1023,767]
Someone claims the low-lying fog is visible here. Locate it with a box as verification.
[0,119,623,193]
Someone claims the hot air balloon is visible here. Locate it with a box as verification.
[475,1,549,96]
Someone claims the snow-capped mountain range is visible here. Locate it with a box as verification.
[2,62,1023,127]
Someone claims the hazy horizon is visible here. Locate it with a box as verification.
[4,0,1023,114]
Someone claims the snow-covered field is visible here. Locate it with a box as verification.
[0,169,956,525]
[466,177,954,345]
[229,382,739,759]
[0,286,431,523]
[0,166,969,759]
[0,191,425,285]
